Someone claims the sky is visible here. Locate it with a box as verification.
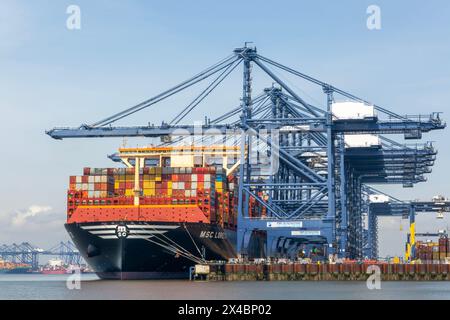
[1,0,449,257]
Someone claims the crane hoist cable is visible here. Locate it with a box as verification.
[170,57,243,125]
[256,54,410,121]
[91,54,238,127]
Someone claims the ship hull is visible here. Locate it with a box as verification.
[0,267,32,274]
[65,222,237,280]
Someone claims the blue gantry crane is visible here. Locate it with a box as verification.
[0,241,81,270]
[46,45,446,260]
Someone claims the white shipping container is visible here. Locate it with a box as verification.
[82,183,88,190]
[76,176,82,183]
[191,174,198,182]
[204,182,211,189]
[191,190,197,197]
[94,176,100,183]
[185,190,191,197]
[100,176,107,183]
[369,194,390,203]
[194,264,210,275]
[344,134,381,148]
[204,174,211,182]
[88,176,95,183]
[191,182,197,189]
[331,101,376,120]
[172,182,179,190]
[179,182,185,190]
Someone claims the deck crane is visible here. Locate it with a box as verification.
[47,45,446,259]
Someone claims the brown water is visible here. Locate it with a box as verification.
[1,274,450,299]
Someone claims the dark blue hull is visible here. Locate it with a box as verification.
[65,222,237,279]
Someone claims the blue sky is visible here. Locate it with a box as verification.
[1,0,449,256]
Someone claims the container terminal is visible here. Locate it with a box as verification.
[45,45,450,280]
[0,241,93,274]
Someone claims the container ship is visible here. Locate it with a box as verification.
[0,259,32,274]
[65,146,266,279]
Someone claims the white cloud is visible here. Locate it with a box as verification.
[0,204,67,247]
[11,205,52,227]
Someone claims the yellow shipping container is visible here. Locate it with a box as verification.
[143,189,155,196]
[167,189,172,196]
[125,189,134,197]
[155,176,162,182]
[143,181,155,189]
[216,181,223,189]
[168,181,173,188]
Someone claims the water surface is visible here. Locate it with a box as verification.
[1,274,450,300]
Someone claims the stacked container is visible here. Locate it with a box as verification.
[69,172,115,198]
[415,238,450,262]
[67,166,271,229]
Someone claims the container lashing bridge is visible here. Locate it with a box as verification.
[46,44,446,260]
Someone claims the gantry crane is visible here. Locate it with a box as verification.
[47,45,445,259]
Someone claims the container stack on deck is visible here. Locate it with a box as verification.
[67,167,241,228]
[69,168,115,198]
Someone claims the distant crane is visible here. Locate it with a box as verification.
[0,241,82,270]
